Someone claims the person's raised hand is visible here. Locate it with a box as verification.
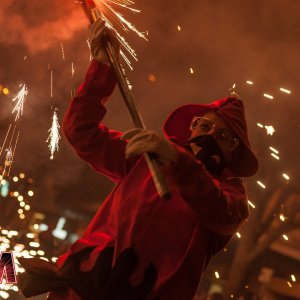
[122,129,178,166]
[90,19,120,65]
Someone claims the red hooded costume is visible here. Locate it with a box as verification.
[49,60,258,299]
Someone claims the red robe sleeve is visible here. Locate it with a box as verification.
[167,144,249,236]
[63,60,136,182]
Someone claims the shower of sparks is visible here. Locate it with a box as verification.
[50,70,53,98]
[269,146,279,154]
[92,0,148,68]
[265,125,275,135]
[46,110,61,160]
[280,88,291,94]
[282,173,290,180]
[246,80,253,85]
[271,153,280,160]
[263,93,274,100]
[248,200,256,209]
[11,84,28,121]
[60,43,65,60]
[257,181,266,189]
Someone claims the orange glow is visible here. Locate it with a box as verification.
[3,88,9,95]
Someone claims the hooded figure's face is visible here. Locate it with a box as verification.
[188,111,239,175]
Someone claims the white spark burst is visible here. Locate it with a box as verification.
[12,84,28,121]
[92,0,147,67]
[265,125,275,135]
[46,110,61,160]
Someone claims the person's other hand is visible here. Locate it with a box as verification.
[90,19,120,65]
[122,129,177,165]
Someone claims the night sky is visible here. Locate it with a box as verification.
[0,0,299,216]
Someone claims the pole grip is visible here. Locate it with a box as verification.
[105,41,172,199]
[84,5,172,199]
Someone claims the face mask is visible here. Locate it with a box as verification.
[186,134,227,175]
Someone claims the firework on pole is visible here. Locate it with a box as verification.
[12,84,28,121]
[81,0,171,199]
[85,0,147,69]
[46,109,61,160]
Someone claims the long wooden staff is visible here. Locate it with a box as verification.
[82,2,171,199]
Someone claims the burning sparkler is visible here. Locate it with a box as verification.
[12,84,28,121]
[84,0,147,68]
[46,110,61,160]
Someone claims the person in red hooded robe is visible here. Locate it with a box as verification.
[18,20,258,300]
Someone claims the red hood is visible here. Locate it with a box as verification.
[163,97,258,177]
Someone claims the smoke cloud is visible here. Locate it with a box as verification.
[0,0,87,53]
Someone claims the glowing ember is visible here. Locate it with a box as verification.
[177,25,181,31]
[12,84,28,121]
[215,271,220,279]
[246,80,253,85]
[269,146,279,154]
[50,70,53,98]
[291,274,296,282]
[279,214,286,222]
[280,87,291,94]
[46,110,61,160]
[282,173,290,180]
[271,153,280,160]
[236,232,241,238]
[265,125,275,135]
[248,200,256,209]
[282,234,289,241]
[257,123,264,128]
[60,42,65,60]
[263,93,274,100]
[72,62,75,77]
[257,181,266,189]
[190,67,194,74]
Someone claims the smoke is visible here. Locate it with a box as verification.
[0,0,87,53]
